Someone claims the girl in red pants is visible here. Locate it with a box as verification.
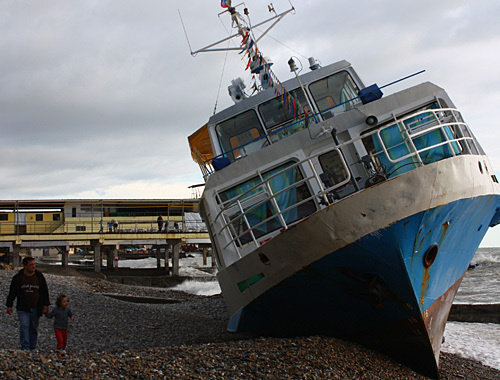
[46,294,74,350]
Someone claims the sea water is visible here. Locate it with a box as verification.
[454,248,500,304]
[117,249,500,370]
[441,248,500,370]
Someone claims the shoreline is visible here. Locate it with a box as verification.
[1,267,499,379]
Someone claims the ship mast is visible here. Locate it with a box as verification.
[190,1,295,93]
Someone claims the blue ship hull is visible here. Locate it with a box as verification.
[228,194,500,377]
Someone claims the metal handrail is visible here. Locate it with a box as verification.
[200,71,428,179]
[0,219,208,236]
[212,108,477,257]
[216,150,353,253]
[373,109,471,165]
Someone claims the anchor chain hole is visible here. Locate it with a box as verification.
[423,244,438,268]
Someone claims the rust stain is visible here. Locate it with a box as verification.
[420,266,431,309]
[404,220,410,227]
[413,227,424,254]
[419,229,433,251]
[441,221,450,242]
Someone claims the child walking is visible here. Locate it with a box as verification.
[46,294,74,351]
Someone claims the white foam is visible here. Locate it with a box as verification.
[113,254,215,274]
[442,322,500,370]
[116,255,221,295]
[116,257,157,268]
[171,279,221,296]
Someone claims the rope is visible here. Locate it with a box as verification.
[213,14,239,115]
[254,27,308,60]
[214,45,230,115]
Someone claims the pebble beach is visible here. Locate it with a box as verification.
[1,267,499,379]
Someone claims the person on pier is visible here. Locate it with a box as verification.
[157,215,164,233]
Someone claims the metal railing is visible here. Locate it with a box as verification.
[373,108,477,167]
[211,108,478,258]
[199,71,428,180]
[0,218,208,236]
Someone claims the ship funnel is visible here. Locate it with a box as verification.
[228,77,247,104]
[308,57,320,70]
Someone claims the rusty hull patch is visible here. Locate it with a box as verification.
[421,271,467,366]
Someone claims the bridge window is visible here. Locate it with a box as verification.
[215,109,266,161]
[309,71,361,116]
[258,88,309,142]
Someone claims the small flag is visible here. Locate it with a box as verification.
[221,0,228,8]
[241,32,249,45]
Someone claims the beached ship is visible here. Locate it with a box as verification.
[187,2,500,377]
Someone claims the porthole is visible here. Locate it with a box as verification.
[478,162,483,174]
[423,244,438,268]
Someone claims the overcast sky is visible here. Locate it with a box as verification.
[1,1,500,242]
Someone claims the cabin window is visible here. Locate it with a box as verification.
[219,162,315,245]
[309,71,361,116]
[215,110,266,161]
[53,214,61,221]
[35,214,43,221]
[318,150,350,187]
[0,214,8,221]
[258,88,310,143]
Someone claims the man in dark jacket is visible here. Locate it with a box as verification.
[6,256,50,350]
[157,215,164,232]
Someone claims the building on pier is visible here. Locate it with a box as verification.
[0,199,211,274]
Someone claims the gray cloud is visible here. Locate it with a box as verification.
[0,0,499,203]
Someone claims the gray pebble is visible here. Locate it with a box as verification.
[1,269,498,379]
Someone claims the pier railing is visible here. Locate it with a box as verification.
[0,218,207,236]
